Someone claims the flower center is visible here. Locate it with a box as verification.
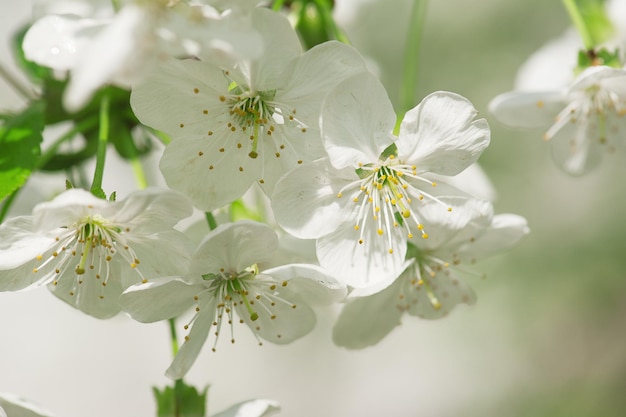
[194,264,297,350]
[32,215,145,299]
[336,154,451,254]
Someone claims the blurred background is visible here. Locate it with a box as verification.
[1,0,625,416]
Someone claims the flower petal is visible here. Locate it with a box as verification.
[272,158,356,239]
[166,297,218,380]
[321,72,396,169]
[212,399,281,417]
[263,263,347,305]
[489,91,565,129]
[316,222,406,291]
[398,91,490,175]
[332,278,404,349]
[0,392,56,417]
[32,189,107,231]
[159,135,262,211]
[120,277,200,323]
[191,221,278,275]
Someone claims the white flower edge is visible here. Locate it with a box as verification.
[212,399,280,417]
[0,393,55,417]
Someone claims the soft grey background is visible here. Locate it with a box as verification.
[1,1,625,416]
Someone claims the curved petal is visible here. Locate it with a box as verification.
[48,261,124,319]
[108,188,193,228]
[120,277,199,323]
[191,221,278,275]
[166,297,218,380]
[271,159,356,239]
[316,222,406,291]
[453,213,529,262]
[321,72,396,169]
[32,189,107,231]
[0,393,55,417]
[489,90,565,129]
[332,278,404,349]
[130,57,230,136]
[247,8,301,91]
[263,263,347,305]
[405,267,476,319]
[398,91,490,176]
[0,217,55,270]
[212,399,280,417]
[549,111,604,175]
[159,134,262,211]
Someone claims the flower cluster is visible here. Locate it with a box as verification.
[0,0,550,415]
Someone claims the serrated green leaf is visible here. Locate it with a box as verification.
[0,101,45,201]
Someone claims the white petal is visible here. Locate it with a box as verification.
[22,14,100,72]
[278,41,367,114]
[64,5,146,111]
[453,214,529,262]
[191,222,278,275]
[263,263,347,305]
[398,91,490,176]
[238,280,316,345]
[321,72,396,169]
[120,278,200,323]
[428,163,496,201]
[0,217,55,270]
[332,278,404,349]
[212,399,280,417]
[406,268,476,319]
[247,8,301,90]
[48,261,124,319]
[159,135,262,211]
[549,111,604,175]
[108,188,193,228]
[271,159,355,239]
[316,223,406,291]
[130,57,228,137]
[166,297,218,380]
[0,393,55,417]
[31,189,107,231]
[489,91,565,129]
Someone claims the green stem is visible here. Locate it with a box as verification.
[395,0,428,135]
[0,63,36,100]
[313,0,351,44]
[562,0,594,50]
[90,93,111,196]
[205,212,218,231]
[37,116,99,169]
[168,318,179,357]
[130,157,148,190]
[0,188,20,224]
[271,0,287,11]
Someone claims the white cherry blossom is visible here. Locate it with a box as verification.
[0,188,194,319]
[332,210,529,349]
[130,7,367,211]
[120,221,346,379]
[490,65,626,175]
[272,72,491,290]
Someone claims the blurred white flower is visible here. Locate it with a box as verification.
[213,399,280,417]
[273,72,491,291]
[22,0,261,111]
[0,393,55,417]
[130,7,367,211]
[490,65,626,175]
[333,211,529,349]
[0,188,194,318]
[121,221,346,379]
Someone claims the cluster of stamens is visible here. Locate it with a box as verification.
[187,264,297,351]
[32,215,145,299]
[335,155,452,254]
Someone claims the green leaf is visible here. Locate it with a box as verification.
[0,101,45,201]
[153,381,209,417]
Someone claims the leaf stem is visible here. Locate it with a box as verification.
[90,92,111,197]
[271,0,286,11]
[0,63,36,100]
[395,0,428,135]
[37,116,99,169]
[168,318,179,357]
[562,0,594,50]
[313,0,351,44]
[205,212,217,231]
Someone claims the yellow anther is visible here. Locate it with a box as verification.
[447,207,452,212]
[402,210,410,218]
[377,229,384,236]
[422,233,429,239]
[388,248,393,254]
[408,233,414,239]
[431,182,437,187]
[417,224,424,230]
[354,225,360,230]
[36,255,43,260]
